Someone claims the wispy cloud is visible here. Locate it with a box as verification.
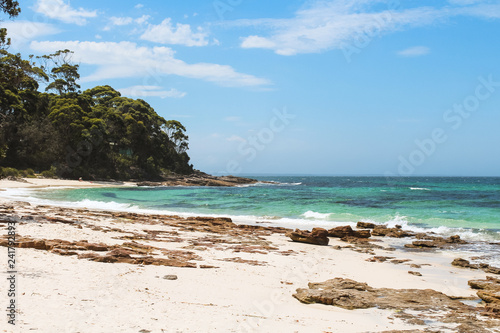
[397,46,430,57]
[234,0,500,56]
[109,17,134,26]
[1,21,59,47]
[30,40,271,87]
[140,18,209,46]
[104,15,150,31]
[34,0,97,26]
[118,85,187,99]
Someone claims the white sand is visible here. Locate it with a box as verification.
[0,178,135,189]
[0,180,495,332]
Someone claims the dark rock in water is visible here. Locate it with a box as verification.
[137,181,162,186]
[453,258,500,275]
[452,258,478,269]
[328,225,371,238]
[406,235,468,249]
[286,228,329,246]
[356,221,376,229]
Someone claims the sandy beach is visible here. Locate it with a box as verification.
[1,179,499,332]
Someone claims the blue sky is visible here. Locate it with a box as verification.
[2,0,500,176]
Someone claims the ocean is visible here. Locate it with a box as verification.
[6,176,500,243]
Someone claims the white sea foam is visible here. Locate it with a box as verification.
[301,210,331,220]
[410,187,430,191]
[2,188,498,244]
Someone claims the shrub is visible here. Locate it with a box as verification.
[41,166,58,179]
[0,167,20,178]
[21,168,35,177]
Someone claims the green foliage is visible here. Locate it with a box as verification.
[41,166,58,179]
[0,166,19,178]
[0,30,194,180]
[0,0,20,18]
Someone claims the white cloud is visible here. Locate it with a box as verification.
[135,4,144,9]
[241,36,276,49]
[118,85,186,99]
[1,21,60,47]
[397,46,430,57]
[448,0,483,5]
[109,17,134,26]
[140,18,209,46]
[30,40,271,87]
[235,0,500,56]
[34,0,97,25]
[135,15,150,25]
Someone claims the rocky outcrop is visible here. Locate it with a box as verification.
[405,235,467,249]
[293,277,467,311]
[286,228,329,246]
[327,225,371,239]
[469,276,500,318]
[371,225,414,238]
[452,258,500,275]
[137,171,266,187]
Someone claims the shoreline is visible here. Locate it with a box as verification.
[1,180,499,331]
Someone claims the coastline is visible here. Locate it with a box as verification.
[1,179,499,332]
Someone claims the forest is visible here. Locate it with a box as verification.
[0,1,193,180]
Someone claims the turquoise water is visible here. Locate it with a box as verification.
[14,176,500,242]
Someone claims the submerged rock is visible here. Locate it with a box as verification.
[452,258,500,275]
[286,228,329,246]
[406,235,468,249]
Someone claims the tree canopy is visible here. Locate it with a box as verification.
[0,19,193,179]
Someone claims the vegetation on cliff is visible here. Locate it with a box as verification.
[0,2,193,180]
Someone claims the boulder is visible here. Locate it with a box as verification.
[286,228,329,246]
[357,221,376,229]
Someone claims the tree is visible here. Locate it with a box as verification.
[39,50,81,95]
[0,0,20,18]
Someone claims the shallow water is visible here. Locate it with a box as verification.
[6,176,500,243]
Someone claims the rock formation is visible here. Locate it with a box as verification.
[286,228,329,246]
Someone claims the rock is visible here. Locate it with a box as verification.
[163,275,178,280]
[366,256,394,263]
[286,228,329,246]
[452,258,500,275]
[328,225,371,238]
[328,225,354,238]
[406,240,439,248]
[293,277,467,312]
[408,271,422,276]
[447,235,467,244]
[357,221,376,229]
[452,258,478,269]
[372,225,413,238]
[468,276,500,318]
